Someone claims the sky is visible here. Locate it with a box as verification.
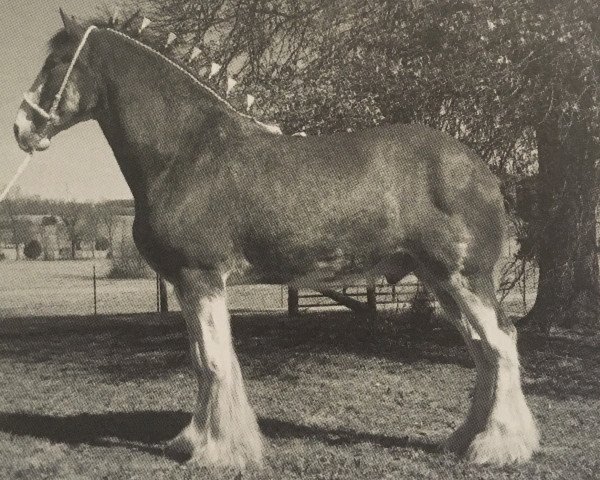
[0,0,132,201]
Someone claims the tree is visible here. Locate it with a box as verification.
[133,0,600,329]
[24,239,42,260]
[11,219,36,259]
[96,201,121,258]
[40,216,59,261]
[51,201,89,260]
[80,207,100,257]
[108,228,153,279]
[436,0,600,330]
[95,236,110,251]
[345,0,600,330]
[1,195,36,260]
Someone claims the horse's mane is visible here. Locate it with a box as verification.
[48,13,282,133]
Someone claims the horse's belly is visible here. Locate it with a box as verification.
[231,244,414,289]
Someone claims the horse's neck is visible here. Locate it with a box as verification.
[91,30,241,202]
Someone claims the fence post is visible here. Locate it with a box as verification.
[159,276,169,313]
[288,286,299,316]
[156,273,160,313]
[521,259,527,315]
[93,265,97,316]
[366,286,377,313]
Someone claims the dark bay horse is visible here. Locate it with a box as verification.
[13,11,539,469]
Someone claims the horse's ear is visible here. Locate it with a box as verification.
[59,8,85,38]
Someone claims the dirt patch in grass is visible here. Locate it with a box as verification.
[0,311,599,479]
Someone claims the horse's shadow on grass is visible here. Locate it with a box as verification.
[0,410,439,459]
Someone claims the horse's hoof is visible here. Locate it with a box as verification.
[465,422,539,465]
[443,423,479,455]
[164,423,199,463]
[164,422,263,470]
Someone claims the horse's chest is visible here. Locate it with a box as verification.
[133,183,238,275]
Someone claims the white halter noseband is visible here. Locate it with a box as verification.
[23,25,97,128]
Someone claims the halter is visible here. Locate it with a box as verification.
[22,24,281,136]
[22,25,98,131]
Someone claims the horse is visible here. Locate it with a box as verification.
[13,10,539,469]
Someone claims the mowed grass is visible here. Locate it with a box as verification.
[0,260,286,317]
[0,311,599,479]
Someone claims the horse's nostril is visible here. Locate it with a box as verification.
[13,123,20,141]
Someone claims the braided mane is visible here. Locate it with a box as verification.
[48,14,282,134]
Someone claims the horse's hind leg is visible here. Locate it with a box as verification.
[166,268,262,469]
[417,280,494,454]
[435,271,539,465]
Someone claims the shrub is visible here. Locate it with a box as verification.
[41,216,57,226]
[24,239,42,260]
[0,252,6,261]
[409,286,437,328]
[95,236,110,251]
[107,234,152,279]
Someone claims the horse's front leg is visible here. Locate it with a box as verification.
[166,268,262,469]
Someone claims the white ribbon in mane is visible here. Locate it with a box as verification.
[246,94,255,111]
[209,62,221,79]
[226,77,237,95]
[166,32,177,47]
[189,47,201,63]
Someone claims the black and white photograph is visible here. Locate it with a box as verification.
[0,0,598,478]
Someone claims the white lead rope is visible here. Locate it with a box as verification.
[0,154,33,203]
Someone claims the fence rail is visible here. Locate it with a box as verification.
[289,279,435,315]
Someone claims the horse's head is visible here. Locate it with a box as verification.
[14,9,101,152]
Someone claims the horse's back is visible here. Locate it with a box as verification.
[243,122,505,237]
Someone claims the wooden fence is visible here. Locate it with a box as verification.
[287,277,434,315]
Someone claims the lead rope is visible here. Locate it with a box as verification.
[2,26,99,204]
[0,154,32,202]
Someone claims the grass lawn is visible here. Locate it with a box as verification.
[0,311,599,479]
[0,260,286,317]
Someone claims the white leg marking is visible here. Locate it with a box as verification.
[168,272,262,469]
[447,276,539,465]
[415,273,492,454]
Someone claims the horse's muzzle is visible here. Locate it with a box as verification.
[14,130,50,153]
[14,109,51,152]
